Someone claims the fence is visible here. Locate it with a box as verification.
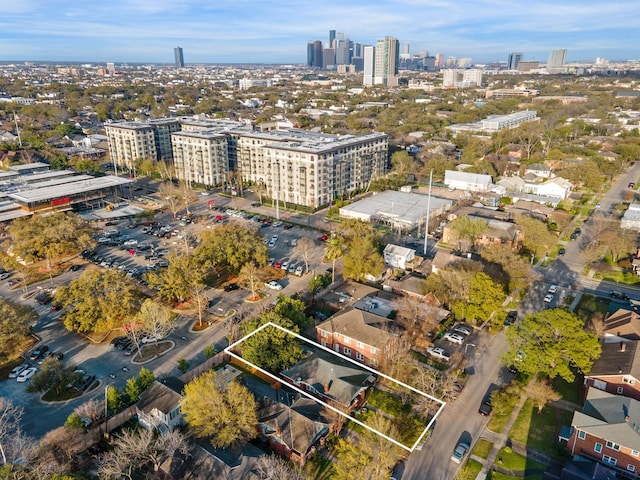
[179,351,230,384]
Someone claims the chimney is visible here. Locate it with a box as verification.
[626,416,630,423]
[324,384,330,393]
[621,342,627,352]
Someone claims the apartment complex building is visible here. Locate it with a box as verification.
[105,117,388,208]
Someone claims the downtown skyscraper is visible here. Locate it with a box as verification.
[174,47,184,68]
[373,36,399,86]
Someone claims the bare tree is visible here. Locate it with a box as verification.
[255,454,304,480]
[528,378,561,413]
[138,299,175,345]
[0,398,26,466]
[239,261,263,301]
[293,237,315,274]
[588,312,606,339]
[321,403,350,435]
[74,398,104,423]
[158,181,182,219]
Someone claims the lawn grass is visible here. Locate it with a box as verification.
[472,439,494,459]
[509,399,573,460]
[489,472,543,480]
[574,293,611,323]
[487,401,517,434]
[552,376,584,405]
[457,459,483,480]
[495,446,546,471]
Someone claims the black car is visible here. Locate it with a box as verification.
[29,345,49,361]
[611,291,630,300]
[283,224,294,229]
[110,336,128,348]
[69,264,83,272]
[558,248,565,256]
[251,202,261,207]
[504,311,517,326]
[224,283,239,292]
[479,393,493,415]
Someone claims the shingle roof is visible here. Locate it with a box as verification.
[587,340,640,378]
[316,307,395,350]
[137,380,183,415]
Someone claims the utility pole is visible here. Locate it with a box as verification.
[423,170,433,257]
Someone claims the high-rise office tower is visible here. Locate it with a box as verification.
[323,48,336,69]
[307,42,315,67]
[507,52,523,70]
[400,43,410,59]
[329,30,336,49]
[547,49,567,68]
[174,47,184,68]
[435,53,444,67]
[335,37,350,65]
[374,36,399,86]
[313,41,324,68]
[363,45,375,85]
[106,62,115,74]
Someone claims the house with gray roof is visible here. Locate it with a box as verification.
[562,388,640,476]
[280,347,375,411]
[136,379,185,432]
[584,340,640,402]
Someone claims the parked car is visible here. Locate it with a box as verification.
[451,442,470,464]
[288,263,297,274]
[280,261,289,271]
[29,346,49,361]
[16,367,38,383]
[37,351,52,365]
[9,363,28,379]
[629,182,635,188]
[110,336,128,348]
[273,260,282,269]
[453,324,472,336]
[558,248,565,256]
[268,258,275,266]
[543,293,555,303]
[479,393,493,415]
[264,280,283,291]
[443,332,465,345]
[283,224,294,230]
[224,283,239,292]
[426,347,450,362]
[295,265,304,276]
[69,264,83,272]
[504,311,517,326]
[0,272,11,281]
[548,284,558,294]
[272,221,283,227]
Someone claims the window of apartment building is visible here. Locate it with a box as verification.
[371,347,379,354]
[343,337,351,345]
[343,347,351,356]
[594,443,603,453]
[356,341,364,349]
[578,431,586,440]
[606,441,621,451]
[624,376,636,385]
[618,386,625,394]
[356,352,364,361]
[602,455,617,466]
[320,330,328,338]
[633,450,640,457]
[321,341,328,348]
[628,465,636,473]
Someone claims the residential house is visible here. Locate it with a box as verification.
[316,306,396,367]
[280,348,375,411]
[256,396,329,466]
[603,309,640,342]
[584,340,640,402]
[562,388,640,476]
[136,379,185,432]
[525,163,551,178]
[444,170,493,192]
[535,177,573,199]
[430,250,482,274]
[383,244,416,270]
[622,204,640,232]
[442,215,523,251]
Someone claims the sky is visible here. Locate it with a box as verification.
[0,0,637,64]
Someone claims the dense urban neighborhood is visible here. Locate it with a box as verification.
[1,58,640,480]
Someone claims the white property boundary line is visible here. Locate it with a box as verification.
[225,321,446,452]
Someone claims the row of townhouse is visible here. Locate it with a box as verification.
[105,117,388,209]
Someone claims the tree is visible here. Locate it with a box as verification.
[504,309,601,382]
[480,243,536,293]
[0,298,38,363]
[0,398,27,467]
[106,386,123,414]
[601,226,636,263]
[197,223,268,274]
[240,313,305,373]
[74,398,103,424]
[181,370,258,448]
[55,269,140,333]
[273,296,311,330]
[158,181,182,219]
[324,235,344,283]
[238,261,263,301]
[27,358,78,395]
[255,454,304,480]
[528,378,561,413]
[390,150,415,175]
[292,237,315,274]
[515,214,557,258]
[343,236,384,282]
[7,212,96,283]
[448,216,487,252]
[146,251,207,304]
[137,299,174,345]
[451,272,506,324]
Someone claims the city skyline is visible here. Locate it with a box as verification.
[0,0,637,64]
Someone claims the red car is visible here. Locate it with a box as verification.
[320,234,329,242]
[274,260,282,268]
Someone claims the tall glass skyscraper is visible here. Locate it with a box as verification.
[174,47,185,68]
[547,49,567,68]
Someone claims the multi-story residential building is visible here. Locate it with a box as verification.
[548,48,567,69]
[171,129,229,186]
[507,52,523,70]
[362,45,375,85]
[563,388,640,476]
[374,36,399,86]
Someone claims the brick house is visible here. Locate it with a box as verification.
[441,215,523,251]
[603,309,640,341]
[256,396,328,466]
[316,307,396,367]
[563,387,640,477]
[584,340,640,402]
[280,348,374,411]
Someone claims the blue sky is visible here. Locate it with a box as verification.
[0,0,636,64]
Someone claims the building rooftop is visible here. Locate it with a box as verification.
[8,175,133,203]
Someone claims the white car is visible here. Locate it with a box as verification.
[426,347,450,362]
[123,239,138,246]
[548,284,558,294]
[268,258,275,266]
[453,324,473,336]
[295,265,304,276]
[16,367,37,383]
[280,261,289,271]
[264,280,283,291]
[272,221,283,227]
[200,191,210,196]
[443,332,465,345]
[271,235,279,242]
[8,363,28,378]
[290,238,298,247]
[544,293,555,303]
[268,240,276,248]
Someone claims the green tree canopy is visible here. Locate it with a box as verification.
[0,299,37,363]
[240,313,305,373]
[448,216,487,252]
[451,272,506,324]
[54,269,141,333]
[181,370,258,448]
[504,309,601,382]
[514,214,557,257]
[145,252,206,304]
[197,223,268,274]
